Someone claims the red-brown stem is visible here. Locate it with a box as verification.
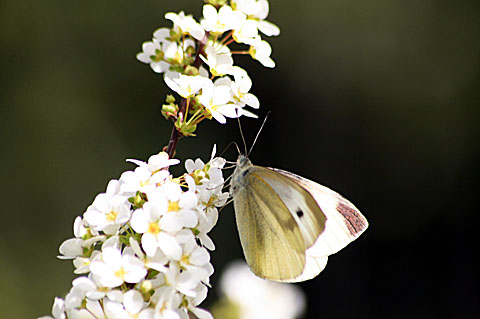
[165,33,209,159]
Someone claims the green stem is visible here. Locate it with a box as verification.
[166,32,209,158]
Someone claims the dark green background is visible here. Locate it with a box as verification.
[1,0,478,318]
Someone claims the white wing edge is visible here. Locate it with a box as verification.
[281,254,329,283]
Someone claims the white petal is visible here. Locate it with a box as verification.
[218,104,240,118]
[179,191,198,209]
[210,111,227,124]
[160,213,185,232]
[190,247,210,266]
[102,247,122,268]
[185,159,196,173]
[190,307,213,319]
[258,20,280,36]
[58,238,83,258]
[199,233,215,250]
[157,232,182,260]
[124,290,144,315]
[202,4,217,21]
[241,92,260,108]
[179,210,198,228]
[141,233,159,257]
[51,297,66,319]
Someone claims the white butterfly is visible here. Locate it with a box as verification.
[230,154,368,282]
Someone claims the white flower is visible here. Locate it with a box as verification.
[131,182,199,256]
[164,73,210,98]
[247,36,275,68]
[58,216,105,262]
[119,166,159,197]
[165,11,205,41]
[201,5,244,34]
[186,285,213,319]
[152,286,183,319]
[163,261,206,297]
[198,81,238,124]
[232,0,268,18]
[136,39,171,73]
[69,299,105,319]
[219,261,306,319]
[147,152,181,172]
[232,0,280,36]
[179,237,210,271]
[201,44,234,77]
[230,66,260,109]
[163,39,196,65]
[83,193,130,235]
[131,200,182,259]
[232,19,259,44]
[103,290,153,319]
[153,27,171,41]
[90,246,147,288]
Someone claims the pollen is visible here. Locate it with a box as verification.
[114,267,126,280]
[148,222,160,235]
[180,254,190,265]
[168,200,180,212]
[106,210,118,222]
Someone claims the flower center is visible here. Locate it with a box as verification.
[180,254,190,265]
[106,210,118,222]
[115,267,126,280]
[148,222,160,235]
[168,201,180,212]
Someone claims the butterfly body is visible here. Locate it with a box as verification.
[230,154,368,282]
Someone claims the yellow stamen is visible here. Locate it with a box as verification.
[114,268,126,280]
[180,254,190,265]
[168,201,180,212]
[106,210,118,222]
[148,222,160,235]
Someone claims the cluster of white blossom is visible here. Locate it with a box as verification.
[40,148,228,319]
[137,0,279,125]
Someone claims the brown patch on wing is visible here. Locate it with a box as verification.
[336,198,368,236]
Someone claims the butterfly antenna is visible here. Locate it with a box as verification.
[248,111,270,156]
[236,112,248,155]
[218,141,240,159]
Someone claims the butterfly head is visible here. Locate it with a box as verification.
[230,155,252,196]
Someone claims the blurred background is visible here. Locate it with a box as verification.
[1,0,479,318]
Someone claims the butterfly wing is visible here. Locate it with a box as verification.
[233,167,308,281]
[270,168,369,257]
[241,166,330,282]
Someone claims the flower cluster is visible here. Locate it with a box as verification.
[41,148,228,319]
[137,0,279,131]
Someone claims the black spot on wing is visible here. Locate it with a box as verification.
[296,209,304,218]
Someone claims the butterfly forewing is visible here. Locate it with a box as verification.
[233,169,307,281]
[271,168,369,257]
